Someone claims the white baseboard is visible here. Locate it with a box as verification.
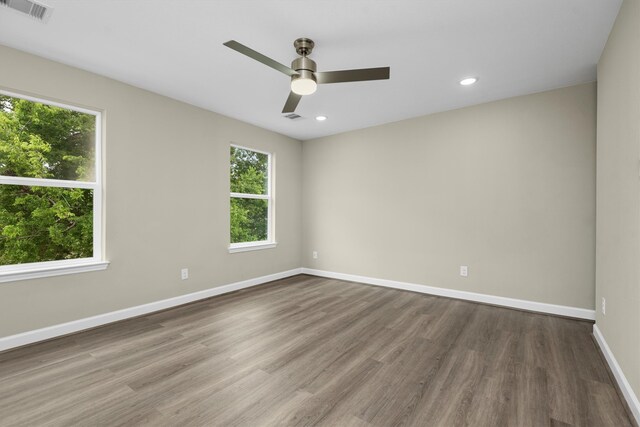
[0,268,303,353]
[302,268,595,320]
[593,324,640,425]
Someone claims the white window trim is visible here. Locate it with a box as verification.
[0,89,107,282]
[229,144,276,253]
[0,259,109,283]
[228,241,277,253]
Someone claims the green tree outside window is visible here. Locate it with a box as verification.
[0,94,96,266]
[230,146,270,244]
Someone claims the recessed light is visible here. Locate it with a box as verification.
[315,115,327,121]
[460,77,478,86]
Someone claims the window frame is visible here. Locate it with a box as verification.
[229,143,276,253]
[0,89,108,283]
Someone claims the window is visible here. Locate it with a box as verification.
[0,90,106,282]
[229,145,275,252]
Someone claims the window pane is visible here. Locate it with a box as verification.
[0,184,93,266]
[230,147,268,195]
[0,94,96,182]
[230,197,268,243]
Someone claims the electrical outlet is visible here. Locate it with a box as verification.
[312,251,318,259]
[601,297,606,315]
[460,265,468,277]
[181,268,189,280]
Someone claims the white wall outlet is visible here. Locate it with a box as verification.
[601,297,606,315]
[312,251,318,259]
[181,268,189,280]
[460,265,468,277]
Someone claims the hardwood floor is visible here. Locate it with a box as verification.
[0,274,633,426]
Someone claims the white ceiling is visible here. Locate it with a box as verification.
[0,0,622,140]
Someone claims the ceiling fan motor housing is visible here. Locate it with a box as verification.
[291,56,317,85]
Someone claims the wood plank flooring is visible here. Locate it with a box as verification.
[0,275,633,426]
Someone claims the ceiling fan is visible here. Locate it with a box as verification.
[223,38,391,114]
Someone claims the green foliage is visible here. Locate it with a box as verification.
[0,95,95,266]
[230,147,269,243]
[230,147,267,194]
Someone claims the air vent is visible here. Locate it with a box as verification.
[283,113,302,120]
[0,0,51,21]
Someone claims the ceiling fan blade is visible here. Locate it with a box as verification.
[223,40,299,77]
[316,67,390,84]
[282,91,302,113]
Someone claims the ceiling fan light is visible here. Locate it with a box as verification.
[291,70,317,95]
[291,77,317,96]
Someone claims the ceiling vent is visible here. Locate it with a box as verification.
[0,0,51,21]
[283,113,302,120]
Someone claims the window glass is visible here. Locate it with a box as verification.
[0,185,93,265]
[230,198,268,244]
[230,147,268,195]
[0,95,96,182]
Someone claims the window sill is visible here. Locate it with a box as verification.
[0,260,110,283]
[228,242,278,253]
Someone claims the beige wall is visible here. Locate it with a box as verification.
[596,0,640,401]
[303,83,596,310]
[0,45,302,337]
